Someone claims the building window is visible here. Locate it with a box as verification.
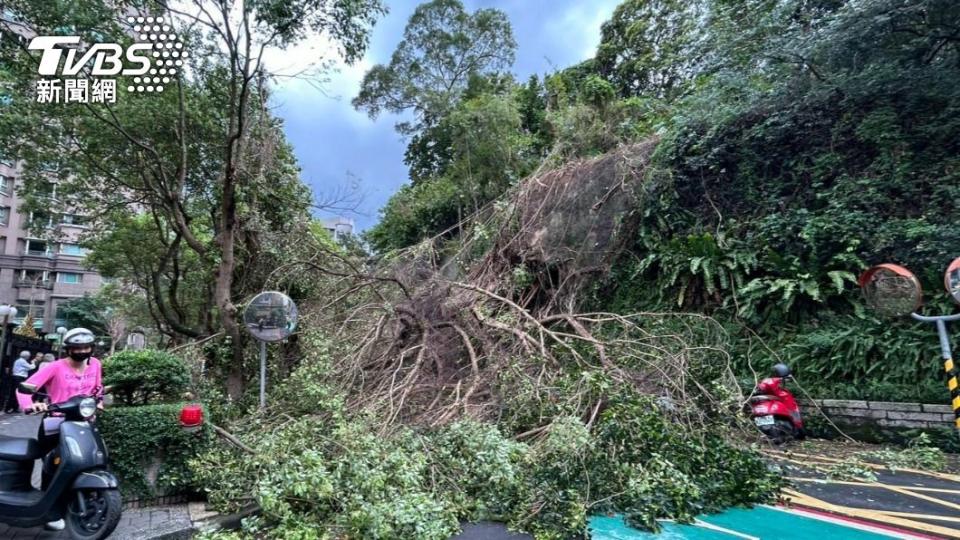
[0,207,9,227]
[0,175,9,195]
[13,302,44,320]
[27,211,53,229]
[60,243,86,256]
[37,160,59,173]
[35,181,56,198]
[25,239,48,256]
[60,214,88,226]
[21,269,44,281]
[58,272,82,284]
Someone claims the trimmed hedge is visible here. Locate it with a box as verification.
[99,403,213,499]
[103,350,190,406]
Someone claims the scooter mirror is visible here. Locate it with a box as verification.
[17,383,37,395]
[945,257,960,306]
[859,263,922,318]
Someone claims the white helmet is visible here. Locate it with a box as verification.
[63,328,95,348]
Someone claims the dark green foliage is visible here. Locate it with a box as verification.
[500,395,779,536]
[588,0,960,400]
[366,86,541,252]
[192,335,781,538]
[103,350,190,405]
[365,176,461,253]
[516,75,553,155]
[249,0,386,53]
[98,404,213,499]
[56,295,111,338]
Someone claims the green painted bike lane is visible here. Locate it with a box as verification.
[590,506,918,539]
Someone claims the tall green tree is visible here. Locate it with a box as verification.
[0,0,386,397]
[594,0,705,99]
[352,0,516,135]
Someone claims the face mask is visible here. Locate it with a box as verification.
[68,350,92,363]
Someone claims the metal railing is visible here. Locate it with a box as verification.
[14,278,53,289]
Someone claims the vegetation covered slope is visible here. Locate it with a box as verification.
[365,0,960,402]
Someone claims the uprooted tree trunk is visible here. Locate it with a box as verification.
[302,139,744,433]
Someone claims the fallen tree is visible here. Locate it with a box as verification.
[190,140,782,539]
[328,139,746,429]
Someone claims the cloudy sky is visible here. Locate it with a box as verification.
[268,0,621,232]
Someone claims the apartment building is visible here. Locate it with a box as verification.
[0,10,108,334]
[0,158,104,334]
[322,217,355,241]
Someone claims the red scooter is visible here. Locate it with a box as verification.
[749,363,805,443]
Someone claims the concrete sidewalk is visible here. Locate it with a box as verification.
[0,504,194,540]
[0,412,195,539]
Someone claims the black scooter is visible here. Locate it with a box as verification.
[0,384,121,539]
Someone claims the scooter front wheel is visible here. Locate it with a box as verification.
[64,488,122,540]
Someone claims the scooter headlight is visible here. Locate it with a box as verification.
[79,398,97,419]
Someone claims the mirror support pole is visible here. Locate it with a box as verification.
[936,319,953,362]
[935,320,960,434]
[259,340,267,410]
[911,313,960,433]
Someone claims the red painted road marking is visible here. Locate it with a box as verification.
[777,504,944,539]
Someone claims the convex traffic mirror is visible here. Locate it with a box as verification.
[946,257,960,306]
[858,263,922,318]
[243,291,298,342]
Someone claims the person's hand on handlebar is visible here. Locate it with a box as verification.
[25,402,48,414]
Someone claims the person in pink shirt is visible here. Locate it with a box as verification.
[16,328,103,414]
[14,327,103,532]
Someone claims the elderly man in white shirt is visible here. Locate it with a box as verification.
[5,351,36,413]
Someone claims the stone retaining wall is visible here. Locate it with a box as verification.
[802,399,955,429]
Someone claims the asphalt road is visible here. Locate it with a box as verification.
[770,448,960,538]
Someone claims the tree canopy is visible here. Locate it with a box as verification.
[352,0,515,134]
[0,0,386,396]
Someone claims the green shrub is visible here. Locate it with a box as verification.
[99,403,213,498]
[104,349,190,405]
[430,420,529,522]
[192,416,459,540]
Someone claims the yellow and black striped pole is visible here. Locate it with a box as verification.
[916,315,960,433]
[945,357,960,431]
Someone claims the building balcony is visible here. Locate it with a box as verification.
[15,278,53,289]
[22,249,53,258]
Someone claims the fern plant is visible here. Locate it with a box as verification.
[735,249,859,325]
[634,231,757,309]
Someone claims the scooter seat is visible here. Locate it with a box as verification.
[0,436,40,461]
